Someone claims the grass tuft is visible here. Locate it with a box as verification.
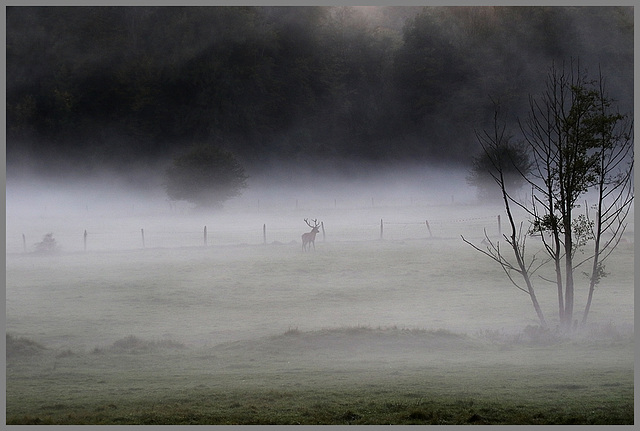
[283,327,300,336]
[93,335,187,354]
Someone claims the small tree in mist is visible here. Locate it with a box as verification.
[164,145,248,210]
[462,62,633,332]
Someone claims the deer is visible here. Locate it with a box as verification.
[301,218,321,251]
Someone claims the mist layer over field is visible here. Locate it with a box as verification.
[7,163,473,251]
[6,166,634,348]
[5,166,635,424]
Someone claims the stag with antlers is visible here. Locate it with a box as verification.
[301,218,321,251]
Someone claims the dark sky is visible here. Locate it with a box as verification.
[5,6,634,180]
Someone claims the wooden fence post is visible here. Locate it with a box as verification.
[204,226,207,246]
[263,224,266,244]
[321,222,325,242]
[380,219,383,240]
[141,228,145,248]
[426,220,432,237]
[497,215,502,237]
[22,233,26,253]
[84,230,88,251]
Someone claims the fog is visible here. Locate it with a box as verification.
[6,163,634,350]
[6,163,477,253]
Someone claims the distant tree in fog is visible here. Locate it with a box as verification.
[467,131,532,201]
[164,145,248,210]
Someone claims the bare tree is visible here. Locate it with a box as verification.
[463,62,633,331]
[462,102,547,327]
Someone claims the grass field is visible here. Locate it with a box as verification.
[5,201,635,425]
[6,326,634,425]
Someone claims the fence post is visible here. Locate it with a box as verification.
[380,219,383,240]
[497,215,502,237]
[426,220,432,237]
[84,230,88,252]
[22,233,26,253]
[204,226,207,247]
[321,221,326,242]
[263,224,266,245]
[141,228,145,248]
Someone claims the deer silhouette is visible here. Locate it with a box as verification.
[302,218,321,251]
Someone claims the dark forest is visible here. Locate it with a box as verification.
[6,6,633,180]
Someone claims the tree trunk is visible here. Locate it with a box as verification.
[552,229,564,323]
[582,206,603,327]
[563,210,574,330]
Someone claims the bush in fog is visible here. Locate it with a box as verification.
[467,139,532,201]
[92,335,186,354]
[35,233,57,254]
[164,145,248,210]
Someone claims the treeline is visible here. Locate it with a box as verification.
[6,6,633,174]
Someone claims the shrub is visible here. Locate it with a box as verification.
[6,334,46,358]
[35,233,57,253]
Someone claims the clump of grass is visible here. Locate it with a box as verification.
[295,325,465,338]
[339,410,362,423]
[476,326,566,346]
[6,334,46,358]
[93,335,186,354]
[283,327,300,336]
[521,325,565,345]
[55,349,75,358]
[112,335,153,351]
[477,323,633,347]
[580,322,632,342]
[268,325,477,355]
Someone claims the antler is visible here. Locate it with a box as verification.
[304,218,319,228]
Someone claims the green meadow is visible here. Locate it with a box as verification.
[5,206,634,425]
